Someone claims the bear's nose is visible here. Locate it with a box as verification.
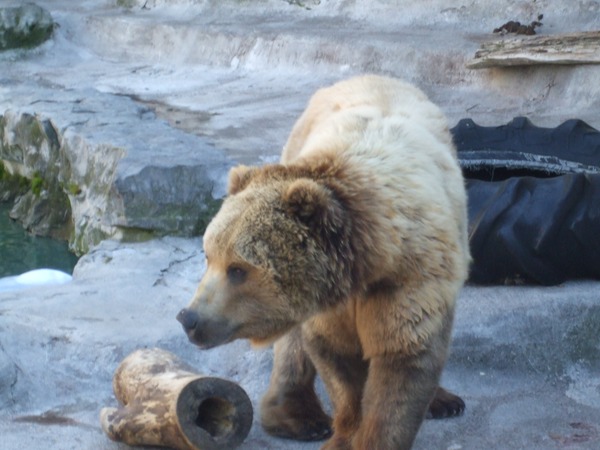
[176,308,199,332]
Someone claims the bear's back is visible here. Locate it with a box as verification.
[282,75,454,163]
[283,75,470,285]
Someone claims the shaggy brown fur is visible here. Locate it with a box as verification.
[178,75,470,449]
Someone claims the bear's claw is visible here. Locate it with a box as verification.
[261,389,332,441]
[426,387,466,419]
[263,419,332,442]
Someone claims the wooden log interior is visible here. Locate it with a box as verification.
[100,348,253,450]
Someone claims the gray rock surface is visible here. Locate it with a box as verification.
[0,239,598,449]
[1,1,600,449]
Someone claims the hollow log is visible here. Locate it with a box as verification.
[100,348,253,450]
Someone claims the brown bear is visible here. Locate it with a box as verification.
[177,75,470,449]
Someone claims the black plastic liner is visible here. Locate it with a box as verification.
[451,117,600,285]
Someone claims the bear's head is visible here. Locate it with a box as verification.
[177,164,353,349]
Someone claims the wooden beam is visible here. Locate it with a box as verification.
[468,30,600,69]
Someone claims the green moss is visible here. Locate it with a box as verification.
[194,197,223,235]
[66,183,82,196]
[18,175,29,191]
[27,120,46,147]
[69,223,109,256]
[0,161,31,200]
[0,27,54,50]
[0,5,55,51]
[119,227,158,243]
[30,172,45,196]
[116,0,138,8]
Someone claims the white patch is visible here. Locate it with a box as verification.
[0,269,72,293]
[259,154,280,164]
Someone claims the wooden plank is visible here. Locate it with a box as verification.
[467,30,600,69]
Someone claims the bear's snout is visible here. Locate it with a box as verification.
[176,308,199,333]
[176,308,237,349]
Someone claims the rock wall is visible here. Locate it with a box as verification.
[3,0,600,256]
[0,94,229,254]
[1,113,75,241]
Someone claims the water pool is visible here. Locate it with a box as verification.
[0,203,79,277]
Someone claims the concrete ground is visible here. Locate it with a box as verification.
[1,1,599,449]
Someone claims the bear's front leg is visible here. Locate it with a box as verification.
[261,325,332,441]
[352,351,441,450]
[302,315,368,450]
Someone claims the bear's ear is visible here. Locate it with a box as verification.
[228,165,257,195]
[283,178,344,231]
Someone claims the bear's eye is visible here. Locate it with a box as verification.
[227,266,247,285]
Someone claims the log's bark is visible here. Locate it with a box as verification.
[468,31,600,68]
[100,348,253,450]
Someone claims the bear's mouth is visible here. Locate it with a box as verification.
[190,325,237,349]
[187,337,225,350]
[185,327,236,350]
